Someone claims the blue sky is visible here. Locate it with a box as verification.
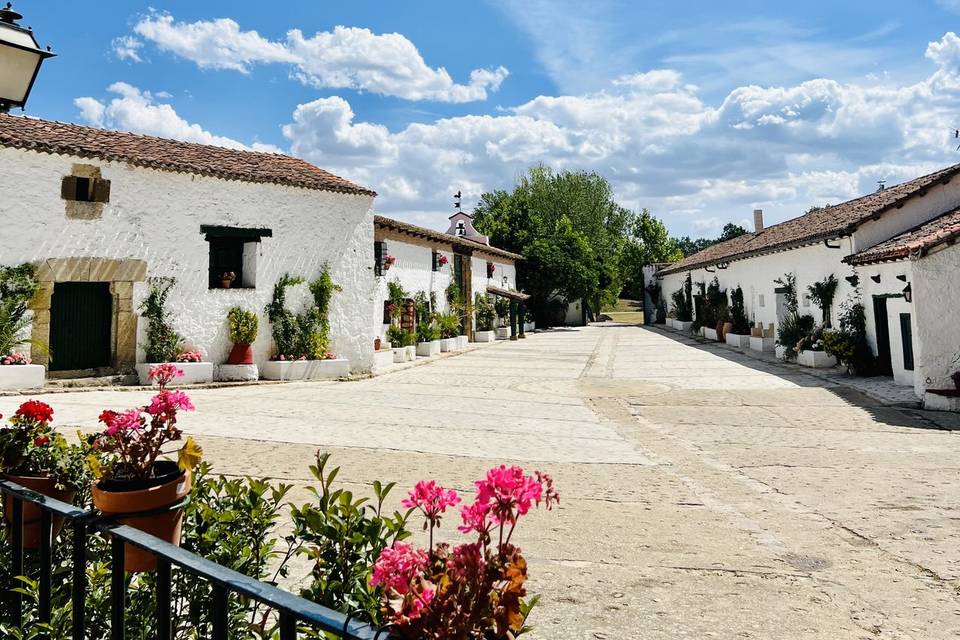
[18,0,960,237]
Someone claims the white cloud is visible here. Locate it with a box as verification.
[73,83,280,152]
[127,13,508,103]
[111,36,143,63]
[276,32,960,236]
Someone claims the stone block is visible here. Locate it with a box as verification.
[116,259,148,282]
[88,258,119,282]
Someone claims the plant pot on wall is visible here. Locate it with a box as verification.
[2,474,76,549]
[227,343,254,365]
[91,460,191,573]
[221,280,232,289]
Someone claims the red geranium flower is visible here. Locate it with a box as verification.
[33,435,50,447]
[15,400,54,424]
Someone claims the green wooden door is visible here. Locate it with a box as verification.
[49,282,112,371]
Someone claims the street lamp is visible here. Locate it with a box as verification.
[0,3,55,113]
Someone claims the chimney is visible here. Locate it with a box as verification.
[753,208,764,232]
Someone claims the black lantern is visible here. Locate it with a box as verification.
[902,283,912,303]
[0,3,55,113]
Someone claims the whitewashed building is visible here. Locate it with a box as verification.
[0,113,378,376]
[655,162,960,399]
[372,213,522,342]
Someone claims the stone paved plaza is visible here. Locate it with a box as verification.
[4,325,960,639]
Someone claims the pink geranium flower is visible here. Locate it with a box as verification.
[370,542,429,595]
[146,390,195,417]
[148,363,184,390]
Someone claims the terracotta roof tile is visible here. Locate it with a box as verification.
[0,114,375,196]
[846,207,960,265]
[374,215,523,261]
[659,162,960,275]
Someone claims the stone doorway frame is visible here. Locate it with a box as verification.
[30,257,146,376]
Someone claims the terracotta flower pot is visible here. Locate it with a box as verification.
[227,342,254,365]
[92,461,191,573]
[3,474,76,549]
[221,279,233,289]
[374,337,382,351]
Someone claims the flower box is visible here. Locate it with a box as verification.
[136,362,214,386]
[0,364,45,390]
[749,336,776,352]
[215,364,259,382]
[523,322,535,332]
[392,347,411,363]
[797,350,836,368]
[374,349,395,370]
[674,320,692,331]
[260,358,349,381]
[703,328,719,341]
[474,330,496,342]
[440,337,457,352]
[456,335,469,350]
[495,327,511,340]
[725,333,751,348]
[416,340,442,357]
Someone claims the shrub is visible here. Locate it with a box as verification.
[0,264,41,359]
[670,288,692,322]
[729,286,750,334]
[776,313,816,359]
[266,267,340,359]
[227,306,258,344]
[387,324,415,348]
[823,300,875,375]
[140,277,184,363]
[291,452,411,622]
[807,274,838,327]
[475,294,496,331]
[436,312,461,339]
[494,297,510,322]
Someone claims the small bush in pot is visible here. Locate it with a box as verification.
[436,312,461,339]
[475,294,496,332]
[0,400,89,548]
[226,306,258,364]
[88,365,203,572]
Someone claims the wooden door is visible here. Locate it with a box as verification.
[49,282,112,372]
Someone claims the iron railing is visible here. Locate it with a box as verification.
[0,479,396,640]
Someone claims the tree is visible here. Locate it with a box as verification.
[620,209,682,299]
[474,166,634,326]
[672,222,749,258]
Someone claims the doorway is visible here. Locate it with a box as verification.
[872,296,893,376]
[49,282,112,372]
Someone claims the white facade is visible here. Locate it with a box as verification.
[656,175,960,398]
[910,243,960,396]
[0,145,377,372]
[372,220,518,341]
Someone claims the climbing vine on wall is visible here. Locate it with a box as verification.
[140,277,183,363]
[266,266,341,359]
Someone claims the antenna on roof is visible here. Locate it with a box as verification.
[876,179,886,192]
[453,190,462,212]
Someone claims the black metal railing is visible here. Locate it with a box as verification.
[0,479,396,640]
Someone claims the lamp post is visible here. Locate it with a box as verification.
[0,3,55,113]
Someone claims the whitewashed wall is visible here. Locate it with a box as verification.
[472,256,517,301]
[911,243,960,396]
[659,240,858,331]
[854,180,960,252]
[0,147,376,372]
[857,260,916,389]
[372,239,454,340]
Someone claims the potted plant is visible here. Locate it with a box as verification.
[220,271,236,289]
[486,262,496,278]
[0,400,89,548]
[0,264,46,390]
[383,255,396,271]
[437,254,449,267]
[226,306,258,365]
[89,364,202,572]
[137,278,214,385]
[436,312,461,352]
[474,294,497,342]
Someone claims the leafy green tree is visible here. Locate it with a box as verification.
[620,209,682,299]
[673,222,749,258]
[474,166,634,325]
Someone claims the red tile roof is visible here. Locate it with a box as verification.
[658,162,960,275]
[845,207,960,265]
[0,113,375,196]
[374,215,523,261]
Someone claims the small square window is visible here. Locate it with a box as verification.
[202,226,270,289]
[61,175,110,203]
[759,294,765,307]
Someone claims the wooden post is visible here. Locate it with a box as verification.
[518,302,526,339]
[509,300,518,341]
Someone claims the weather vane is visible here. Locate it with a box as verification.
[453,190,462,212]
